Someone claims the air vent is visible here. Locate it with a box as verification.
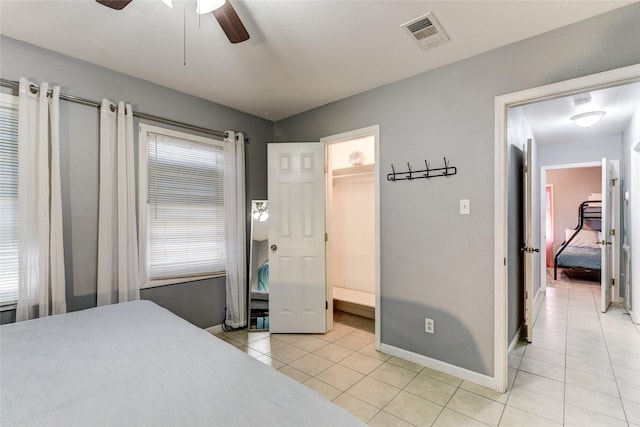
[401,12,449,51]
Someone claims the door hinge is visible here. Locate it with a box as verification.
[525,291,528,299]
[326,301,328,310]
[611,178,616,186]
[611,229,615,236]
[325,233,328,242]
[324,163,328,173]
[612,278,615,287]
[504,257,506,266]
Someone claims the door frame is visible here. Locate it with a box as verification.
[494,63,640,392]
[540,161,620,303]
[632,141,640,323]
[320,125,381,349]
[540,161,601,294]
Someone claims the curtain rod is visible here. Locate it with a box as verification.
[0,78,228,140]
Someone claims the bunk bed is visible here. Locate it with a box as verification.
[554,200,602,280]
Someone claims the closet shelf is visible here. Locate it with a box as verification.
[332,164,374,178]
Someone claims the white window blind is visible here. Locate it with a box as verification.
[0,94,19,305]
[145,131,225,281]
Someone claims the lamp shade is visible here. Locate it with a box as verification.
[571,111,605,128]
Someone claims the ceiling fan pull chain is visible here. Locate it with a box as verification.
[183,1,187,66]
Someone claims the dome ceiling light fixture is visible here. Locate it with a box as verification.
[570,94,605,128]
[571,111,606,128]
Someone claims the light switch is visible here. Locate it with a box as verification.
[460,199,470,215]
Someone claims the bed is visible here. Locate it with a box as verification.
[1,300,364,427]
[554,200,602,280]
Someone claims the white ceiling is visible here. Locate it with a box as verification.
[0,0,634,121]
[521,82,640,145]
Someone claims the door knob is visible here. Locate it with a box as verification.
[270,244,278,251]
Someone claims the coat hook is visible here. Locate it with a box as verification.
[388,164,397,182]
[407,162,413,180]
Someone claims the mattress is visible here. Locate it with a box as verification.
[556,246,601,270]
[1,300,364,427]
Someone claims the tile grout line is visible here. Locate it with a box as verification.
[561,283,570,426]
[592,285,631,425]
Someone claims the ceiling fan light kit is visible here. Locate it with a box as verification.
[95,0,249,44]
[196,0,226,14]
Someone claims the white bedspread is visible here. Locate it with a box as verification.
[1,301,364,427]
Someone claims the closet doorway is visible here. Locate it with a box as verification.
[321,126,380,344]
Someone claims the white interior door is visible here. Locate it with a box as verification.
[601,158,613,312]
[268,143,327,333]
[523,139,536,342]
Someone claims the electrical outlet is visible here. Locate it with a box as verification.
[425,318,434,334]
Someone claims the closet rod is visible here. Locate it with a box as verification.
[0,78,227,140]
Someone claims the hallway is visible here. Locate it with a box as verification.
[508,273,640,425]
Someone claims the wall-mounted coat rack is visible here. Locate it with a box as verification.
[387,157,457,182]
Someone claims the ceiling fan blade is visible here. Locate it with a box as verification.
[213,1,250,44]
[96,0,133,10]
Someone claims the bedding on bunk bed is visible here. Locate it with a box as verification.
[554,200,602,279]
[556,245,601,270]
[0,300,364,427]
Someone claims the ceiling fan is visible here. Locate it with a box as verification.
[96,0,250,44]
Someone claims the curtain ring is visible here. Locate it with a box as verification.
[29,84,39,94]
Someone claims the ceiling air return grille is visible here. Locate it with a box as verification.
[401,12,449,51]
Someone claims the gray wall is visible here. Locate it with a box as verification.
[274,4,640,376]
[0,36,272,328]
[539,135,622,167]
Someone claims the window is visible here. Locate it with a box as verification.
[139,124,225,288]
[0,94,19,305]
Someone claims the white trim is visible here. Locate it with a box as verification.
[495,63,640,392]
[540,161,601,291]
[138,123,225,290]
[141,272,225,289]
[543,161,601,171]
[0,303,17,312]
[631,140,640,323]
[494,95,509,393]
[321,125,381,350]
[508,326,522,354]
[541,160,621,302]
[381,343,495,389]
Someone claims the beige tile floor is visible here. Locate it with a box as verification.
[213,273,640,426]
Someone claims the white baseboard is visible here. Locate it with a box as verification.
[380,343,494,389]
[508,326,522,353]
[205,324,223,334]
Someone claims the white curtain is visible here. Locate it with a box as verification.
[16,78,66,321]
[97,100,139,305]
[224,131,247,328]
